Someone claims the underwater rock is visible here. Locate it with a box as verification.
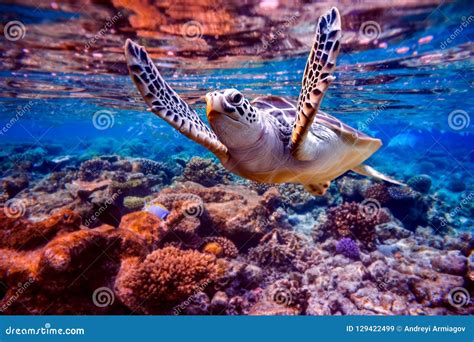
[0,214,149,314]
[115,246,225,314]
[2,174,29,198]
[248,229,308,271]
[249,277,307,316]
[447,177,466,193]
[407,174,432,194]
[179,157,233,187]
[386,186,430,231]
[157,183,283,250]
[78,158,111,181]
[0,209,81,250]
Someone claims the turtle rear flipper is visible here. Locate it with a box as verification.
[124,39,228,161]
[352,164,405,186]
[290,7,342,160]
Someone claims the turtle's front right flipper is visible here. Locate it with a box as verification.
[290,7,342,160]
[124,39,228,161]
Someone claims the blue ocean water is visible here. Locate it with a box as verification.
[0,0,472,226]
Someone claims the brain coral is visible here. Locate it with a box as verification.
[115,246,225,314]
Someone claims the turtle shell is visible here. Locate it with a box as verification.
[251,95,373,143]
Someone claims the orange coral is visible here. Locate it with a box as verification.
[202,237,238,258]
[0,209,80,250]
[119,211,166,248]
[115,246,225,314]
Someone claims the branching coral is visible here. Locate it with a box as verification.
[363,183,390,205]
[322,202,386,250]
[336,237,360,260]
[115,246,225,313]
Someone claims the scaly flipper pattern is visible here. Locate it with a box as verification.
[124,39,228,161]
[290,7,342,160]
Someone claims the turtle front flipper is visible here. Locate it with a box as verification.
[290,7,342,160]
[124,39,228,161]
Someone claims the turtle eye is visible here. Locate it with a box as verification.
[228,92,243,105]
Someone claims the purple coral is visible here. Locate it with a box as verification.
[336,238,360,260]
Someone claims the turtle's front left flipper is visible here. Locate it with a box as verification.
[290,7,342,160]
[124,39,228,161]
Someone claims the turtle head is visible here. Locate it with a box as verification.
[205,89,263,149]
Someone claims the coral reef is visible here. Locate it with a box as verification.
[115,247,225,314]
[248,229,308,271]
[319,202,387,250]
[336,238,360,260]
[179,157,233,187]
[0,150,472,316]
[407,174,432,194]
[201,237,238,258]
[78,158,111,181]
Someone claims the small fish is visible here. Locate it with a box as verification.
[144,202,170,219]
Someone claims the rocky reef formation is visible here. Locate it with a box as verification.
[0,153,472,315]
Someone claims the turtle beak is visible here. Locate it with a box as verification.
[205,93,219,123]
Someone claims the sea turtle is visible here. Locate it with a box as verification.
[124,7,402,195]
